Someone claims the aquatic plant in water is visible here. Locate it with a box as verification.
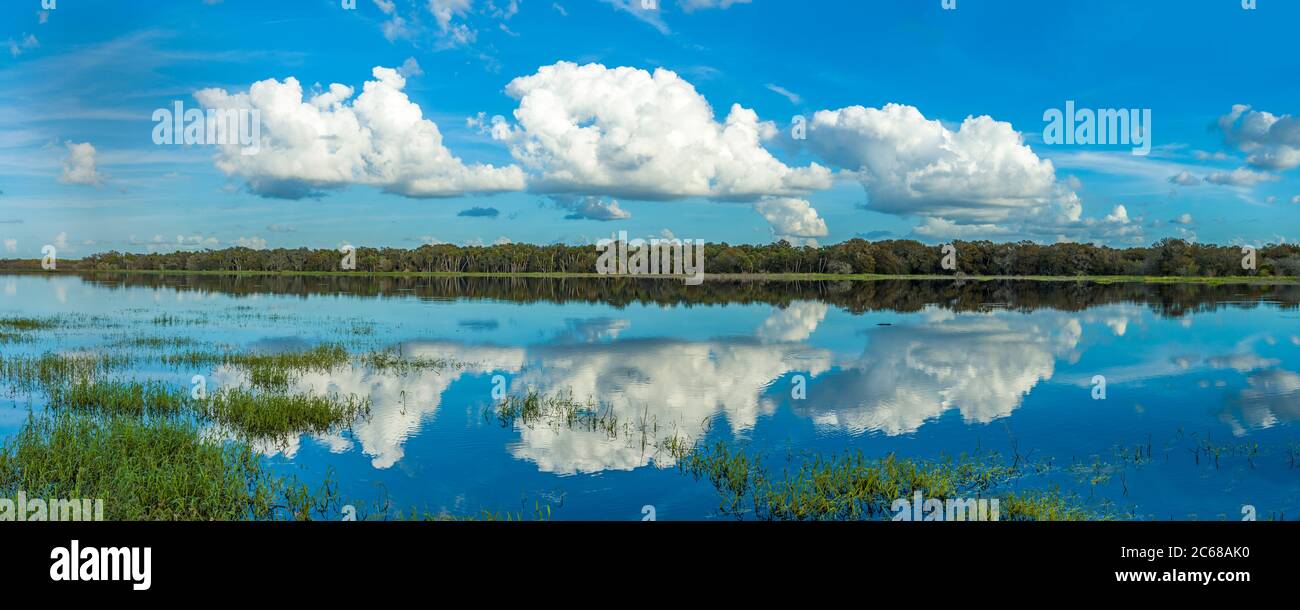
[0,413,337,520]
[679,442,1098,521]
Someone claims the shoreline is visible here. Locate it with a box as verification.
[1,268,1297,285]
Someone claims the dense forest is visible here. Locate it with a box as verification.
[4,238,1300,277]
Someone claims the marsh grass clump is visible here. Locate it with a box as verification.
[679,443,1096,521]
[489,391,700,466]
[160,349,225,368]
[161,344,351,391]
[163,343,349,375]
[230,344,350,371]
[491,390,622,436]
[0,352,132,392]
[47,379,190,417]
[0,317,60,331]
[0,412,337,520]
[244,363,293,391]
[999,489,1096,521]
[199,387,370,441]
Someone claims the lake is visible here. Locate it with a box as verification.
[2,273,1297,520]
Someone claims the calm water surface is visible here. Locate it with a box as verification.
[2,274,1297,520]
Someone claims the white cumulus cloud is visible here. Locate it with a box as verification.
[753,197,828,243]
[1218,104,1300,171]
[806,103,1143,243]
[58,141,105,187]
[809,104,1064,225]
[491,62,831,201]
[195,66,525,200]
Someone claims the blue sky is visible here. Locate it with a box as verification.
[1,0,1298,257]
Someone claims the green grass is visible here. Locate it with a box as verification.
[159,349,222,368]
[0,409,554,521]
[163,343,349,370]
[1000,489,1095,521]
[0,413,332,520]
[38,376,369,442]
[161,344,351,391]
[47,379,190,417]
[0,352,132,391]
[244,363,293,391]
[0,317,58,344]
[199,387,370,441]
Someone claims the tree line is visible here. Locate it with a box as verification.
[5,238,1300,277]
